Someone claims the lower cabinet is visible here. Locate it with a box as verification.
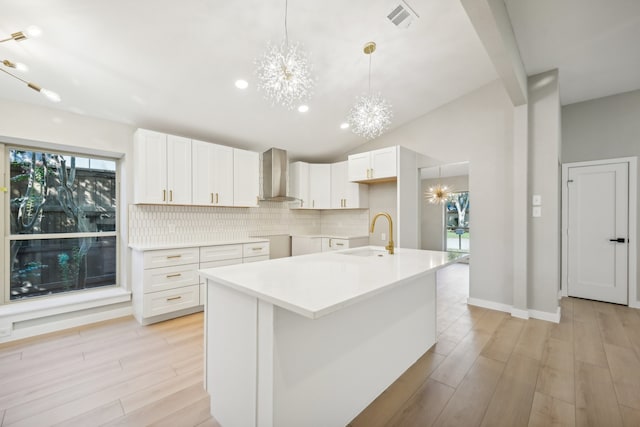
[132,240,269,325]
[292,236,369,256]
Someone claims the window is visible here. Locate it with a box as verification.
[7,148,118,301]
[445,191,470,253]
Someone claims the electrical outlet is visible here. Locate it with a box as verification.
[0,326,11,338]
[381,233,386,241]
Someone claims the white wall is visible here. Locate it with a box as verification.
[562,89,640,303]
[346,80,515,307]
[368,183,397,248]
[527,70,561,314]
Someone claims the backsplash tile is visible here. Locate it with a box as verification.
[129,203,368,246]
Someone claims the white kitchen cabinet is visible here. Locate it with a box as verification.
[330,161,369,209]
[348,146,397,183]
[292,235,368,256]
[289,161,311,208]
[309,163,331,209]
[291,236,323,256]
[233,148,260,207]
[192,140,233,206]
[322,236,369,252]
[134,129,192,204]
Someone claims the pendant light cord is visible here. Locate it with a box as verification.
[284,0,289,48]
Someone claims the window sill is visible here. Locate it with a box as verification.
[0,287,131,325]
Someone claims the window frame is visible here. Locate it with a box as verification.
[3,143,121,305]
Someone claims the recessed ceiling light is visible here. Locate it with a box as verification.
[298,105,309,113]
[340,122,350,130]
[235,79,248,89]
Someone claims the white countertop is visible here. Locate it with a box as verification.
[129,238,269,251]
[199,246,467,319]
[290,234,369,239]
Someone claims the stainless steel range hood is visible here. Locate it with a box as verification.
[262,148,297,201]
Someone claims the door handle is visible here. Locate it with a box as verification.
[609,238,626,243]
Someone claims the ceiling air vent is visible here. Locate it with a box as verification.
[386,0,419,29]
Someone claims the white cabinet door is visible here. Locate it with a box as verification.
[233,148,259,207]
[331,161,347,209]
[290,161,311,208]
[348,152,371,182]
[167,135,192,205]
[370,146,397,180]
[193,140,233,206]
[292,237,322,256]
[309,164,331,209]
[134,129,168,204]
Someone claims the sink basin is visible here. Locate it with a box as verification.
[339,248,388,257]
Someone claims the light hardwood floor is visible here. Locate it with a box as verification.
[1,263,640,426]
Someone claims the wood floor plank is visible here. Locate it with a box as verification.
[51,400,124,427]
[480,353,540,427]
[575,360,624,427]
[429,331,491,388]
[597,311,633,348]
[149,395,211,427]
[614,305,640,359]
[513,319,551,361]
[527,392,575,427]
[572,298,597,324]
[481,316,525,363]
[574,319,609,367]
[195,417,222,427]
[385,379,455,427]
[429,338,458,357]
[549,304,573,342]
[603,343,640,410]
[350,351,445,427]
[536,338,575,404]
[433,356,505,427]
[103,383,208,427]
[472,310,508,336]
[620,405,640,427]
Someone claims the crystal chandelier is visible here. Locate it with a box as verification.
[256,0,314,109]
[425,167,453,204]
[0,26,61,102]
[347,42,392,139]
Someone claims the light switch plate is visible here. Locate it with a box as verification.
[532,195,542,206]
[532,206,542,217]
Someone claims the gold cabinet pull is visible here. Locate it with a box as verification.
[166,273,182,278]
[210,193,214,203]
[166,255,182,259]
[251,247,262,251]
[216,193,219,204]
[166,296,182,301]
[336,242,344,246]
[163,189,166,201]
[169,190,173,202]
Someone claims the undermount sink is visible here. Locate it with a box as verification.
[339,248,388,257]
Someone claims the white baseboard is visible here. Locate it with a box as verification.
[529,307,561,323]
[629,300,640,309]
[466,297,560,323]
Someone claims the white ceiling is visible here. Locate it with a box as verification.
[505,0,640,106]
[2,2,638,163]
[0,0,497,162]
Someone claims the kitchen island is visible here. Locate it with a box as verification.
[199,246,466,427]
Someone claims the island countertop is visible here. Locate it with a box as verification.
[199,246,466,319]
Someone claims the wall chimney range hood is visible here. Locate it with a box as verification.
[262,148,296,201]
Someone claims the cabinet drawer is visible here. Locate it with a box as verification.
[243,255,269,263]
[143,263,199,293]
[200,244,243,263]
[322,238,349,252]
[143,247,199,269]
[199,258,242,284]
[142,285,200,318]
[243,242,270,258]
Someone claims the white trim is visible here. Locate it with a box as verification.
[529,307,561,324]
[9,231,117,240]
[467,297,512,314]
[561,157,638,308]
[467,297,561,323]
[510,307,530,320]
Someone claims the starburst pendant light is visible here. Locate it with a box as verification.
[347,42,392,139]
[425,167,453,204]
[0,26,61,102]
[256,0,314,109]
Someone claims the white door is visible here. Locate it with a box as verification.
[330,161,347,209]
[567,162,628,304]
[309,163,331,209]
[233,148,259,207]
[370,146,397,180]
[347,152,370,182]
[167,135,192,205]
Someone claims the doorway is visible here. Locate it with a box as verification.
[445,191,470,253]
[561,157,638,306]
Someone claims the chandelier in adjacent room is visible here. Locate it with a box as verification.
[347,41,392,139]
[0,26,61,102]
[425,166,453,204]
[256,0,314,109]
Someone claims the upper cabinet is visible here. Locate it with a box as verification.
[233,148,260,207]
[348,146,397,183]
[134,129,192,205]
[308,163,331,209]
[331,161,368,209]
[192,140,233,206]
[289,161,310,208]
[134,129,259,207]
